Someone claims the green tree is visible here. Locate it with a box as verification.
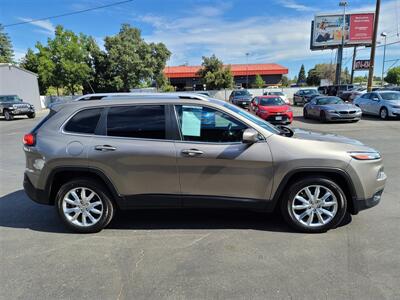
[197,54,234,90]
[281,75,289,87]
[31,26,92,95]
[104,24,171,91]
[306,67,320,86]
[0,24,14,63]
[253,74,265,88]
[297,64,306,86]
[385,66,400,85]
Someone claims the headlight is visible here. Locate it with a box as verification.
[390,105,400,109]
[348,151,381,160]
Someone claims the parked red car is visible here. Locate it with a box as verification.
[250,96,293,124]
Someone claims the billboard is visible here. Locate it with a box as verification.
[311,12,374,50]
[354,59,370,70]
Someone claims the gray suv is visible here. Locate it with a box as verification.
[23,93,386,233]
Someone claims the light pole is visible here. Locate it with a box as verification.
[245,52,249,88]
[336,1,348,86]
[381,32,387,86]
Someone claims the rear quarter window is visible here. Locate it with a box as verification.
[64,108,102,134]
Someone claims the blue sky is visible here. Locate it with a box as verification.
[1,0,399,78]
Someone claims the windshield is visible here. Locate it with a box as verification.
[317,97,344,105]
[234,90,250,96]
[221,101,280,134]
[269,92,284,96]
[0,95,21,103]
[260,97,285,106]
[380,92,400,100]
[303,89,318,95]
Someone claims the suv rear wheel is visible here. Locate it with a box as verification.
[280,177,347,233]
[56,178,115,233]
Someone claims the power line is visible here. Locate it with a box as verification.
[4,0,134,28]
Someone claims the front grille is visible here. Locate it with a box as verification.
[339,110,356,114]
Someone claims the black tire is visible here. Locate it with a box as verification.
[303,108,308,119]
[379,107,388,120]
[27,112,36,119]
[320,111,327,123]
[56,178,116,233]
[280,177,347,233]
[4,110,13,121]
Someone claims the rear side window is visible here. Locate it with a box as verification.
[64,108,102,134]
[107,105,166,139]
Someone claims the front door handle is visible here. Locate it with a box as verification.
[181,149,204,157]
[94,145,116,151]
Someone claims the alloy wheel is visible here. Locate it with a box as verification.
[291,185,338,228]
[62,187,104,227]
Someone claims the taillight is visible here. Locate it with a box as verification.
[23,133,36,146]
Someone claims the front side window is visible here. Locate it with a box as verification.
[107,105,166,139]
[64,108,102,134]
[175,105,247,143]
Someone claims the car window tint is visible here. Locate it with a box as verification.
[107,105,166,139]
[175,105,247,143]
[361,93,370,99]
[64,108,102,134]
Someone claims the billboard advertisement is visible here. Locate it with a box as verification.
[354,59,370,70]
[311,12,374,50]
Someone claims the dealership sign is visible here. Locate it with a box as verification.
[354,59,370,70]
[311,12,374,50]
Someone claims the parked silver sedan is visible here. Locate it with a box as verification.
[303,96,362,122]
[353,91,400,120]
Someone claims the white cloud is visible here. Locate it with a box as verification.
[276,0,316,12]
[138,0,398,68]
[18,18,55,35]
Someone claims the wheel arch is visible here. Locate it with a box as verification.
[46,167,122,206]
[271,168,358,214]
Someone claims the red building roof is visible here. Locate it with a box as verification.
[164,63,288,78]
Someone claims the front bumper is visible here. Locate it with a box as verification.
[258,111,293,124]
[388,107,400,117]
[353,190,383,214]
[23,174,51,205]
[326,111,362,121]
[234,101,250,108]
[9,107,35,115]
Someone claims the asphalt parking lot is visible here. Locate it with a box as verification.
[1,107,399,300]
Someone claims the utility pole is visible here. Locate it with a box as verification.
[335,1,348,86]
[245,52,249,88]
[367,0,381,92]
[381,32,387,86]
[350,46,357,84]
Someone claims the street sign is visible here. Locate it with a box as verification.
[354,59,370,70]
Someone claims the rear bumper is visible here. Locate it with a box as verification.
[23,174,51,205]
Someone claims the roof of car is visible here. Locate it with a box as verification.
[50,93,223,112]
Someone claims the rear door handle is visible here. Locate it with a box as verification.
[94,145,116,151]
[181,149,204,157]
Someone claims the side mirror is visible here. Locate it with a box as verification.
[242,128,259,144]
[373,97,379,101]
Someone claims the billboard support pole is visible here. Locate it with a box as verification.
[367,0,381,92]
[335,46,343,85]
[336,1,348,86]
[350,46,357,84]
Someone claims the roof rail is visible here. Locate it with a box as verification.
[101,92,211,101]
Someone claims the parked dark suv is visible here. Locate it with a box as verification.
[0,95,35,120]
[229,90,252,108]
[23,93,386,233]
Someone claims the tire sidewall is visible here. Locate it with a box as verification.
[281,177,347,233]
[380,107,388,120]
[56,179,115,233]
[4,110,13,120]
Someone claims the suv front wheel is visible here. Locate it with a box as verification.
[56,178,115,233]
[281,177,347,233]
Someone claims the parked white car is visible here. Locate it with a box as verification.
[353,91,400,119]
[263,91,289,104]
